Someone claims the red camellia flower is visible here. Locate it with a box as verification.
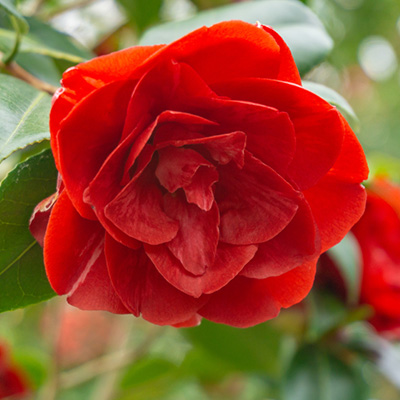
[0,344,29,399]
[351,178,400,336]
[30,21,368,328]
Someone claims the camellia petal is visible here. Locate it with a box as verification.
[304,176,366,252]
[217,152,301,245]
[44,191,127,313]
[145,242,257,298]
[57,80,135,219]
[199,260,317,327]
[240,200,320,279]
[212,78,345,190]
[163,192,219,276]
[105,235,207,326]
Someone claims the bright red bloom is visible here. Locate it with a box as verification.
[0,344,29,399]
[30,21,368,327]
[352,178,400,336]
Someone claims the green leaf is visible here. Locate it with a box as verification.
[0,149,57,312]
[0,17,92,64]
[117,0,163,33]
[327,233,362,305]
[0,0,29,35]
[183,319,282,377]
[139,0,333,75]
[302,81,360,131]
[0,74,51,162]
[283,345,369,400]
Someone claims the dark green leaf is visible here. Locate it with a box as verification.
[303,81,360,131]
[327,233,363,305]
[183,319,282,377]
[283,345,369,400]
[0,74,51,162]
[0,149,57,312]
[139,0,333,74]
[0,0,28,34]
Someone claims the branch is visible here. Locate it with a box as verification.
[0,56,58,95]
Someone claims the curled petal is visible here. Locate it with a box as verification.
[57,80,135,219]
[304,176,366,252]
[145,242,257,298]
[240,199,320,279]
[105,235,207,326]
[104,167,179,245]
[217,152,301,245]
[163,193,219,276]
[44,191,127,313]
[199,260,317,327]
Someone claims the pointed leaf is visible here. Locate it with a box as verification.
[0,74,51,162]
[0,149,57,312]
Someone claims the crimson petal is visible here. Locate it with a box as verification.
[43,191,127,313]
[212,78,345,190]
[199,260,317,327]
[240,199,320,279]
[217,152,301,245]
[57,79,135,219]
[145,242,257,298]
[105,235,207,326]
[104,167,179,245]
[304,176,366,252]
[163,193,219,276]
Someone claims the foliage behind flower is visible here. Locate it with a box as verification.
[30,20,368,328]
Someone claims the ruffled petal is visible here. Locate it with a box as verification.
[43,191,127,313]
[163,193,219,276]
[190,96,296,174]
[105,235,207,326]
[199,260,317,327]
[145,242,257,298]
[50,44,165,136]
[212,78,345,190]
[104,167,179,245]
[158,21,285,84]
[57,79,135,219]
[304,176,366,252]
[217,152,301,245]
[240,199,320,279]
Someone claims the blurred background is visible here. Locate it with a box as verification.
[1,0,400,399]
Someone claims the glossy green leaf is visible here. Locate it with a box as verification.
[0,0,29,34]
[327,233,363,305]
[139,0,333,75]
[0,149,57,312]
[0,74,51,162]
[183,319,282,377]
[283,345,369,400]
[303,81,360,131]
